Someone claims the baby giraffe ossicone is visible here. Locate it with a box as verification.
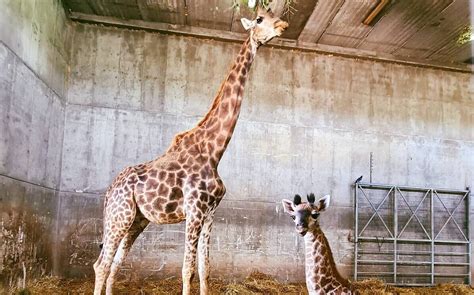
[282,194,352,295]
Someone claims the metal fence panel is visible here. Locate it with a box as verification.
[354,182,471,286]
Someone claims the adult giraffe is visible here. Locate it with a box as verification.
[93,7,289,295]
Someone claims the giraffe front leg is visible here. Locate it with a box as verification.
[198,212,215,295]
[182,214,204,295]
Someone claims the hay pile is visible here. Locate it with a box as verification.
[6,272,473,295]
[352,278,474,295]
[224,271,305,294]
[9,272,306,295]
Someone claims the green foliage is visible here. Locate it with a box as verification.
[457,26,473,46]
[231,0,296,17]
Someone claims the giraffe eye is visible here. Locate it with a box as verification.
[291,215,295,220]
[256,16,263,24]
[311,212,320,219]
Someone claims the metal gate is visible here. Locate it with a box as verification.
[354,182,471,286]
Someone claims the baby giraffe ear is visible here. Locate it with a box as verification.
[282,199,294,214]
[293,194,302,205]
[307,193,315,204]
[240,18,255,30]
[317,195,331,211]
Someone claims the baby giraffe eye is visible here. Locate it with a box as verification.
[256,16,263,24]
[291,215,295,220]
[311,212,320,219]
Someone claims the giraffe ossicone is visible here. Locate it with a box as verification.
[282,194,353,295]
[93,6,288,295]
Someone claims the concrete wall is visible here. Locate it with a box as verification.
[60,23,474,282]
[0,0,472,285]
[0,0,69,288]
[0,0,70,97]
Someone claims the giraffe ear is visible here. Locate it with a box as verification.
[241,18,256,30]
[293,194,301,205]
[307,193,315,204]
[317,195,331,211]
[282,199,294,214]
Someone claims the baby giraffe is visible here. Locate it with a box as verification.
[282,194,352,295]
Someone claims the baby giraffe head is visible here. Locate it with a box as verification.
[240,6,289,46]
[282,193,331,236]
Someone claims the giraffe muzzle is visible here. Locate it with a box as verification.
[296,225,308,236]
[274,20,289,36]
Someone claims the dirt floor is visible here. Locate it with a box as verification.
[4,271,474,295]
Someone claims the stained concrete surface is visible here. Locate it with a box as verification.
[0,0,68,288]
[0,42,65,189]
[0,40,65,288]
[0,0,71,97]
[0,176,58,289]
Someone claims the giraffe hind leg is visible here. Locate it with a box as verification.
[105,212,149,295]
[93,193,137,295]
[94,232,124,295]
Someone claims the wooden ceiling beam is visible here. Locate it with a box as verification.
[362,0,389,26]
[297,0,345,43]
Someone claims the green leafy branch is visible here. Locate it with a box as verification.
[231,0,296,18]
[457,26,473,46]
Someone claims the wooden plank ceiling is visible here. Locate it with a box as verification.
[62,0,473,66]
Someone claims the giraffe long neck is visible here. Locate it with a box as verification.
[187,37,256,165]
[304,226,351,294]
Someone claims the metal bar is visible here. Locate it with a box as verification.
[401,273,467,277]
[433,262,470,266]
[355,260,470,266]
[356,183,469,194]
[358,237,469,244]
[358,272,471,278]
[357,273,472,279]
[433,191,468,241]
[433,252,471,256]
[433,274,471,278]
[358,272,431,276]
[359,187,394,237]
[354,183,359,281]
[467,190,471,285]
[430,189,434,285]
[356,205,463,213]
[358,260,426,265]
[393,188,397,284]
[397,188,430,239]
[358,250,469,256]
[469,241,472,285]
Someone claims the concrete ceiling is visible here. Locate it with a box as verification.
[62,0,473,70]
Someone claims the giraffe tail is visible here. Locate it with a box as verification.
[98,191,110,250]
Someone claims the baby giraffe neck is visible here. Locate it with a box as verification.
[304,226,351,294]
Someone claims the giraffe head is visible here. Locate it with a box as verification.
[240,6,289,46]
[282,193,331,236]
